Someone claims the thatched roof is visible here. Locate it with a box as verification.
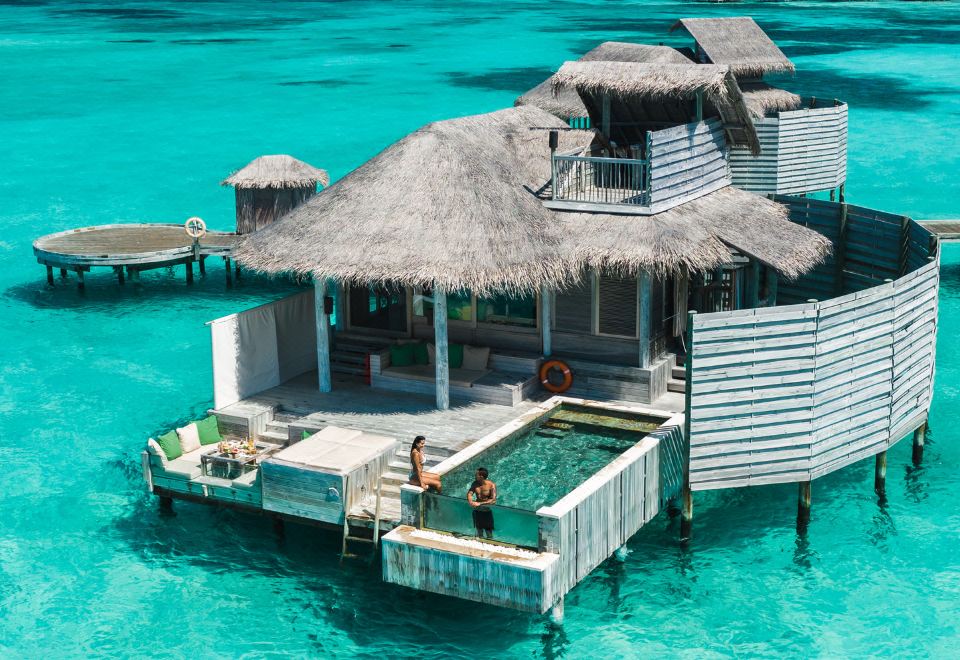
[236,105,829,292]
[740,82,803,119]
[222,155,330,189]
[670,17,795,78]
[515,42,691,120]
[552,61,760,154]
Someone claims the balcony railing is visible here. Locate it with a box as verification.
[551,151,650,208]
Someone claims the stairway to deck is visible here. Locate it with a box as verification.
[331,334,392,377]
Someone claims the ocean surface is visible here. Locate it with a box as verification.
[2,1,960,657]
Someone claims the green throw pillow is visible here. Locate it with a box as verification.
[156,430,183,460]
[449,343,464,369]
[390,343,415,367]
[302,430,311,440]
[413,342,429,365]
[195,415,222,446]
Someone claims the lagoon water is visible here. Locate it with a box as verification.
[2,1,960,657]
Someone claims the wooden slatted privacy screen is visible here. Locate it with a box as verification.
[598,274,637,337]
[555,277,593,334]
[729,103,847,195]
[538,417,685,605]
[686,225,938,490]
[647,118,730,211]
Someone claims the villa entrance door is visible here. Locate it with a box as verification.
[348,283,408,334]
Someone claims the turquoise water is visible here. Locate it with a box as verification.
[3,1,960,657]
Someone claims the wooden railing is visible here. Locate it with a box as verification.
[551,151,649,207]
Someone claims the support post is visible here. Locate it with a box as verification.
[434,287,450,410]
[748,260,760,309]
[159,495,173,511]
[235,261,241,279]
[224,257,233,285]
[59,267,67,280]
[272,516,285,538]
[540,285,552,357]
[601,93,611,141]
[46,265,54,285]
[315,279,332,393]
[128,267,140,285]
[797,481,811,534]
[874,451,887,497]
[766,268,779,307]
[76,269,84,290]
[681,310,695,542]
[838,183,846,203]
[185,261,194,284]
[116,266,125,285]
[638,271,652,368]
[198,256,206,275]
[913,422,926,465]
[549,597,564,625]
[830,188,836,202]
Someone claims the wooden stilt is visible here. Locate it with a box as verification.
[839,183,845,203]
[235,262,241,279]
[198,256,206,275]
[549,597,564,625]
[59,267,67,279]
[272,517,285,538]
[76,269,84,290]
[159,495,173,511]
[46,265,54,285]
[116,266,125,285]
[913,422,926,465]
[225,258,233,285]
[315,279,332,393]
[829,188,836,201]
[680,486,693,541]
[874,451,887,497]
[797,481,811,533]
[185,261,194,284]
[128,267,140,285]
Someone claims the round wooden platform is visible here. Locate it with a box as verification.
[33,223,237,269]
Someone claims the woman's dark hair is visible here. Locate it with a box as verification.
[413,435,426,447]
[478,467,489,479]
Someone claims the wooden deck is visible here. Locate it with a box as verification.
[33,223,239,286]
[919,220,960,240]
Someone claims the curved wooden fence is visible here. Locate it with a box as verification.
[686,200,938,491]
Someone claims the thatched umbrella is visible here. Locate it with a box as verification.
[670,17,795,79]
[552,60,760,154]
[222,155,329,234]
[516,42,692,121]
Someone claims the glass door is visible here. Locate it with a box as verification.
[348,283,407,333]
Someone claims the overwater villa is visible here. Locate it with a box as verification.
[141,17,938,617]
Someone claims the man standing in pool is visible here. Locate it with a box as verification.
[467,467,496,539]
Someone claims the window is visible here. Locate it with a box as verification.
[477,293,537,328]
[597,274,637,337]
[555,277,593,334]
[446,290,473,321]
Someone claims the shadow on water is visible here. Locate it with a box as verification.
[445,67,555,93]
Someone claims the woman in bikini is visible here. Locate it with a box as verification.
[409,435,442,492]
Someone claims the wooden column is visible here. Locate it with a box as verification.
[46,265,54,285]
[225,257,233,285]
[797,481,811,533]
[235,261,242,279]
[198,256,206,275]
[549,597,564,625]
[540,285,552,357]
[913,422,927,465]
[185,261,194,284]
[314,279,332,393]
[76,269,84,290]
[59,267,67,280]
[681,310,695,542]
[638,272,652,368]
[128,267,140,285]
[766,268,779,307]
[748,260,760,308]
[434,287,450,410]
[874,451,887,497]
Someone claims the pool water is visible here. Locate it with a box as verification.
[441,406,663,511]
[4,1,960,657]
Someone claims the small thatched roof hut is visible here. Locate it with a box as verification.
[235,105,829,291]
[515,42,691,121]
[670,17,794,78]
[739,82,803,119]
[552,61,760,154]
[222,155,329,235]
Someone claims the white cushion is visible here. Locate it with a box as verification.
[160,459,201,480]
[426,343,435,365]
[462,345,490,370]
[147,439,167,467]
[177,423,201,453]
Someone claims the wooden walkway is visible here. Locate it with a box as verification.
[918,220,960,240]
[33,223,239,287]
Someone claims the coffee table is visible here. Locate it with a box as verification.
[201,442,273,480]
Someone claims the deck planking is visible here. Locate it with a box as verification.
[918,220,960,240]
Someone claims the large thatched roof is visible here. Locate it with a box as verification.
[235,105,829,291]
[740,82,803,119]
[515,42,691,120]
[552,61,760,154]
[670,17,794,78]
[222,155,330,189]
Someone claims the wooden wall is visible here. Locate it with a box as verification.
[648,118,730,212]
[729,103,847,195]
[686,254,938,491]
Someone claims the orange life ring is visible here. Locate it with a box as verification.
[540,359,573,394]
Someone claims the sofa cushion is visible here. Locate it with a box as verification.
[196,415,222,446]
[177,423,201,453]
[383,365,491,387]
[156,430,183,461]
[389,343,415,367]
[413,342,429,365]
[158,458,201,480]
[232,470,261,490]
[462,345,490,370]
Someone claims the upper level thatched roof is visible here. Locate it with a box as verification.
[234,106,829,292]
[515,42,691,119]
[222,155,330,189]
[670,17,794,78]
[552,61,760,154]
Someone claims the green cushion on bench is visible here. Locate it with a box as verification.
[302,430,311,440]
[157,430,183,460]
[449,342,464,369]
[390,343,415,367]
[413,342,429,365]
[196,415,223,446]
